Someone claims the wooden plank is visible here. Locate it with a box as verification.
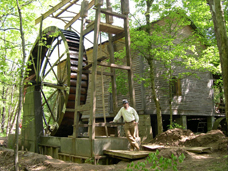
[83,23,95,36]
[38,144,60,148]
[100,9,126,19]
[124,15,136,108]
[35,0,71,25]
[112,32,125,42]
[101,67,109,137]
[81,70,114,76]
[142,144,165,150]
[104,150,151,159]
[184,147,212,153]
[85,22,124,35]
[100,22,124,34]
[54,0,79,18]
[106,29,118,114]
[58,153,89,159]
[66,104,91,112]
[98,61,131,70]
[77,122,124,127]
[73,16,86,138]
[65,0,95,29]
[89,5,101,144]
[83,56,108,70]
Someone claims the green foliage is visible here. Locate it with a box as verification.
[167,122,185,129]
[0,132,7,137]
[126,150,185,171]
[85,157,95,164]
[0,0,57,134]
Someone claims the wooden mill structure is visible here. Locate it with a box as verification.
[21,0,139,162]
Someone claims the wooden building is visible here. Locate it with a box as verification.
[82,16,216,140]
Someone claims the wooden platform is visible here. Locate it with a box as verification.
[84,22,124,35]
[103,150,152,160]
[142,144,212,154]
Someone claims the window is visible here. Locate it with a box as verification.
[171,77,181,97]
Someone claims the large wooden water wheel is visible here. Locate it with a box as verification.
[25,26,88,137]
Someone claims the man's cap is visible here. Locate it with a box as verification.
[122,99,128,104]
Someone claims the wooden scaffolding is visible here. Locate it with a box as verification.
[35,0,136,157]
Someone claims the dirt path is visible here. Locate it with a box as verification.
[1,129,227,171]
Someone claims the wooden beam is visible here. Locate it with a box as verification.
[83,23,95,36]
[124,15,136,108]
[98,61,131,70]
[65,0,95,29]
[100,9,126,19]
[54,0,79,18]
[73,16,86,138]
[101,67,108,136]
[77,122,124,127]
[66,104,91,112]
[112,32,125,42]
[35,0,71,25]
[83,56,108,69]
[42,82,67,90]
[89,4,101,147]
[104,150,151,160]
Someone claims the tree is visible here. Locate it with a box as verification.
[207,0,228,128]
[14,0,27,169]
[133,0,163,134]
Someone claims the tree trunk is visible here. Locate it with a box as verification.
[15,0,27,170]
[1,86,6,133]
[169,78,173,128]
[7,85,15,135]
[148,59,163,134]
[9,102,18,135]
[207,0,228,127]
[144,0,163,135]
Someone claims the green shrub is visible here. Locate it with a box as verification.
[126,150,185,171]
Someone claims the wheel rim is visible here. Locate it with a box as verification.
[25,26,88,136]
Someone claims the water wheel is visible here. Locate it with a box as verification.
[25,26,88,136]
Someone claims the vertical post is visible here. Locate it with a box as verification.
[73,0,88,138]
[122,0,136,108]
[106,0,118,114]
[89,0,102,157]
[101,67,108,136]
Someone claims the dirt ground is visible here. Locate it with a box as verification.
[0,129,227,171]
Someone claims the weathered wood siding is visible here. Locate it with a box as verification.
[83,23,214,118]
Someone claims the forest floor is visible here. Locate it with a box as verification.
[0,129,227,171]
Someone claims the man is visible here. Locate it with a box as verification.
[112,99,140,151]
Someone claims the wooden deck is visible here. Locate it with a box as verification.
[103,150,152,160]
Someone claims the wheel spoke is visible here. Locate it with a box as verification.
[48,91,59,125]
[42,89,58,106]
[42,51,67,81]
[47,59,59,82]
[30,53,37,76]
[61,59,68,83]
[46,37,57,59]
[41,88,56,122]
[43,82,66,90]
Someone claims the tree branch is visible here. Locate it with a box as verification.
[0,28,20,31]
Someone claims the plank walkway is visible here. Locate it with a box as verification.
[142,144,212,154]
[103,150,152,160]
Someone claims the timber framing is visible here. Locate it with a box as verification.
[33,0,137,159]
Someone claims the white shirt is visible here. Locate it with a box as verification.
[113,106,139,123]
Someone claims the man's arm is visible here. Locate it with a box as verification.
[113,108,122,122]
[132,108,139,123]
